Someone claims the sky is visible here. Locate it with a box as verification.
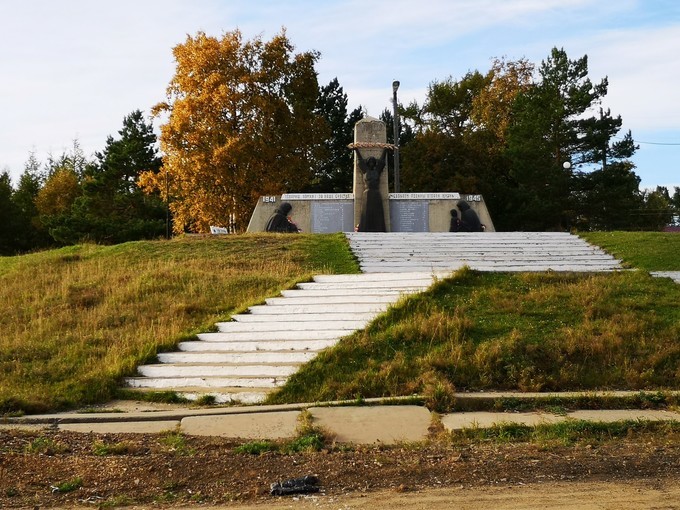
[1,0,679,190]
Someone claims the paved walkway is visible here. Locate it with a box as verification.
[5,392,680,444]
[651,271,680,283]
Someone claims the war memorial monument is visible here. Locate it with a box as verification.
[247,116,495,233]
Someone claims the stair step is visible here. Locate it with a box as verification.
[178,339,337,352]
[217,320,366,332]
[280,288,422,297]
[230,313,374,322]
[157,351,318,364]
[124,376,286,389]
[198,331,349,342]
[137,363,299,378]
[265,295,400,306]
[247,303,388,314]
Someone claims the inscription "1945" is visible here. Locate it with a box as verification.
[466,194,482,202]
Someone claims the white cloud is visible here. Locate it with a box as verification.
[582,24,680,131]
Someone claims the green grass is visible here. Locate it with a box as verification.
[453,419,680,447]
[580,231,680,270]
[268,267,680,406]
[0,233,358,414]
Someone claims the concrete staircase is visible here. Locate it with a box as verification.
[124,232,622,403]
[347,231,622,273]
[124,273,435,403]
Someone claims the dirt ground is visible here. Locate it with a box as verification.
[2,428,679,509]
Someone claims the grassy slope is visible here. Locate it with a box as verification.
[2,231,678,414]
[0,234,358,413]
[580,231,680,271]
[269,233,680,405]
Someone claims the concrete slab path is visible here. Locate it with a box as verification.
[7,395,680,444]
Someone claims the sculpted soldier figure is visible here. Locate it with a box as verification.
[354,148,387,232]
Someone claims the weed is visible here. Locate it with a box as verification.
[51,476,83,493]
[100,495,135,507]
[424,379,457,413]
[159,430,195,456]
[638,391,667,407]
[24,437,69,455]
[234,440,277,455]
[195,394,217,406]
[283,432,325,453]
[92,440,132,456]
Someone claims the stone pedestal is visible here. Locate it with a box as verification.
[352,117,390,231]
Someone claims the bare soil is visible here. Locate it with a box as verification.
[1,428,679,509]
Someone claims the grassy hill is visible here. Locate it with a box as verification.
[0,234,358,414]
[1,231,679,415]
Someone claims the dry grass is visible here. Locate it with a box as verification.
[0,234,358,413]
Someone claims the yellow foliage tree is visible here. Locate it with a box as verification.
[140,29,326,233]
[471,57,535,149]
[35,167,81,216]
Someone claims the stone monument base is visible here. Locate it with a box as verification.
[246,193,495,233]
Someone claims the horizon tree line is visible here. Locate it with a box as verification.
[1,30,679,255]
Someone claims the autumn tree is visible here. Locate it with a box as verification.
[35,167,81,217]
[142,29,326,232]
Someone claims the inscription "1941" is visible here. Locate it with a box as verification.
[262,196,277,203]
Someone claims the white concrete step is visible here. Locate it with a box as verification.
[232,313,374,322]
[137,363,298,378]
[296,281,433,290]
[651,271,680,283]
[265,296,397,305]
[178,339,338,352]
[157,351,318,364]
[124,376,286,389]
[351,249,618,259]
[358,262,621,272]
[123,386,270,404]
[247,303,389,314]
[213,322,361,333]
[280,288,422,297]
[311,272,440,282]
[198,330,350,341]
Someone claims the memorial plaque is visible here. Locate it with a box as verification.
[390,201,429,232]
[311,202,354,233]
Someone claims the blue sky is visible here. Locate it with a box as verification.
[1,0,678,190]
